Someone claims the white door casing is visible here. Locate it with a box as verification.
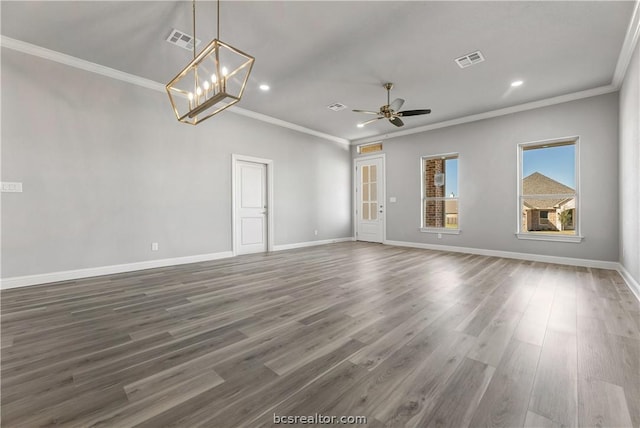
[232,155,274,255]
[355,154,385,243]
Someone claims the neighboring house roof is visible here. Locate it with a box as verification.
[523,172,574,209]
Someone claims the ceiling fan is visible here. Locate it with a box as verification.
[353,83,431,128]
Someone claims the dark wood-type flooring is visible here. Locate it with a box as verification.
[2,242,639,427]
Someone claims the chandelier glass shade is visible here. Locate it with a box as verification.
[166,1,254,125]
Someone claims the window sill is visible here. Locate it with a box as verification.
[420,228,461,235]
[515,233,583,243]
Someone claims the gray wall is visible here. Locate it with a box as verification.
[354,93,619,262]
[619,40,640,283]
[1,48,352,278]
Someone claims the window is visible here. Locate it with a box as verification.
[539,210,549,223]
[357,142,383,154]
[360,164,378,221]
[421,153,459,233]
[517,137,581,242]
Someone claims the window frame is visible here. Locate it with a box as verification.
[357,141,383,154]
[420,152,460,234]
[516,136,583,243]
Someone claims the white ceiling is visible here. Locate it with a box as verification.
[1,1,636,142]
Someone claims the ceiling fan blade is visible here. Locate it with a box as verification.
[352,109,381,115]
[398,109,432,116]
[389,117,404,127]
[389,98,405,112]
[359,116,385,127]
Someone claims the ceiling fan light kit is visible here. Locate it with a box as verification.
[354,82,431,128]
[166,0,255,125]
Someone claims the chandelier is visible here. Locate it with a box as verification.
[166,0,255,125]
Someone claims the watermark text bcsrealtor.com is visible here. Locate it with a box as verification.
[273,413,367,425]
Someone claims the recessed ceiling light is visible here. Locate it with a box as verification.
[259,84,270,91]
[511,80,524,87]
[357,123,364,128]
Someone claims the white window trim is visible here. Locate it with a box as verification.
[516,233,583,243]
[421,152,460,233]
[516,136,583,243]
[420,227,461,235]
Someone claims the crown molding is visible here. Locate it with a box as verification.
[4,5,637,151]
[351,84,617,145]
[0,36,166,92]
[227,106,349,146]
[353,1,639,146]
[0,36,349,147]
[613,0,640,88]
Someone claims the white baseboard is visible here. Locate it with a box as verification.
[0,251,234,290]
[0,238,356,289]
[384,240,640,303]
[273,237,354,252]
[383,240,620,270]
[5,239,633,303]
[618,263,640,302]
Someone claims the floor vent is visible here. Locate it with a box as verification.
[327,103,347,111]
[166,29,201,51]
[455,50,485,68]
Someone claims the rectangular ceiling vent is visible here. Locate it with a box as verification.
[327,102,347,111]
[455,50,485,68]
[166,29,201,51]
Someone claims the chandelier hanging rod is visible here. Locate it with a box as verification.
[192,0,196,60]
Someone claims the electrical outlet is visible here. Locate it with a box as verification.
[314,230,318,236]
[438,233,442,239]
[151,242,159,251]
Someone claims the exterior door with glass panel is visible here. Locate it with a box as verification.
[235,160,268,254]
[356,156,384,243]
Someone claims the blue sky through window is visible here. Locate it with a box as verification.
[445,158,458,197]
[523,144,575,188]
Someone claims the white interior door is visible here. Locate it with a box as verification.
[235,160,268,254]
[355,156,384,243]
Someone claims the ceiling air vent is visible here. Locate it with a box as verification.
[327,103,347,112]
[166,29,201,51]
[455,50,485,69]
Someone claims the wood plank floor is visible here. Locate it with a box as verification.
[1,242,639,427]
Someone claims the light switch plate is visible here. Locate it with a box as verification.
[389,196,397,203]
[1,182,23,192]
